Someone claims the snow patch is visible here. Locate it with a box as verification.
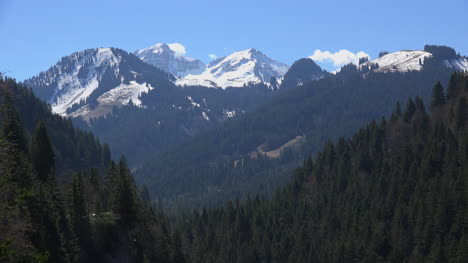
[224,109,236,118]
[68,105,91,119]
[202,111,210,121]
[97,81,153,106]
[186,96,201,108]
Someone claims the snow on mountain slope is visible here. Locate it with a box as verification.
[25,47,173,118]
[97,81,153,106]
[361,50,432,73]
[25,48,121,115]
[177,48,289,88]
[134,43,205,77]
[444,57,468,71]
[359,50,468,74]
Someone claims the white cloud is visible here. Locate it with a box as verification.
[309,49,370,67]
[167,43,186,56]
[208,54,218,60]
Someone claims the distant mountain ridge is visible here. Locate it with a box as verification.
[176,48,289,88]
[133,43,205,77]
[24,48,174,118]
[280,58,328,89]
[23,44,468,121]
[134,44,291,88]
[359,45,468,73]
[25,46,293,118]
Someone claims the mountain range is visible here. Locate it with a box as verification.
[22,44,468,205]
[25,44,468,120]
[24,44,319,119]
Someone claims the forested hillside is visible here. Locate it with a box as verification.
[0,76,110,176]
[174,73,468,263]
[1,71,466,263]
[137,49,458,206]
[0,76,178,262]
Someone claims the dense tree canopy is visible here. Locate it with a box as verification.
[173,73,468,263]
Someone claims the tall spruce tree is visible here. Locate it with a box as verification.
[454,97,467,130]
[0,87,43,262]
[0,91,28,153]
[113,157,139,234]
[430,81,446,110]
[403,98,416,122]
[31,120,55,181]
[71,173,93,261]
[447,73,458,100]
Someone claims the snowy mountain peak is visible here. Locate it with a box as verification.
[135,43,175,57]
[25,47,173,118]
[177,48,289,88]
[360,50,432,73]
[229,48,260,58]
[359,49,468,73]
[25,48,124,115]
[212,48,276,65]
[134,43,205,77]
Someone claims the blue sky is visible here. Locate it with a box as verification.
[1,0,467,81]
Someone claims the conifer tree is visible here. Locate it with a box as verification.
[71,173,93,261]
[113,157,139,234]
[447,73,458,100]
[430,81,446,110]
[0,91,28,153]
[31,120,55,181]
[101,143,111,168]
[170,230,186,263]
[403,98,416,122]
[454,97,467,130]
[392,101,402,121]
[415,96,426,113]
[28,186,69,263]
[0,91,32,189]
[0,93,42,262]
[378,51,389,58]
[395,101,402,116]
